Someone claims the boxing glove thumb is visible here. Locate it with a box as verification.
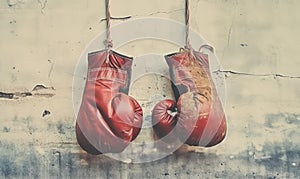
[152,99,178,142]
[109,93,143,142]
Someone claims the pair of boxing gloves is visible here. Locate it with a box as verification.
[75,46,227,155]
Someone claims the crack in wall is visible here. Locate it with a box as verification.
[47,59,55,86]
[99,16,132,23]
[222,0,238,59]
[214,70,300,79]
[226,21,233,47]
[99,8,184,24]
[145,8,184,16]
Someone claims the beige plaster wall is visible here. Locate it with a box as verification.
[0,0,299,178]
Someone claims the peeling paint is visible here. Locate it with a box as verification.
[0,85,55,100]
[37,0,47,10]
[0,91,32,99]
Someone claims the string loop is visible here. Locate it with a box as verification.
[104,0,113,49]
[184,0,191,50]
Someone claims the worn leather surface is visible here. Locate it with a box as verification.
[152,48,227,147]
[76,49,143,154]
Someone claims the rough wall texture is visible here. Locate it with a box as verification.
[1,0,300,178]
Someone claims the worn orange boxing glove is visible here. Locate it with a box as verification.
[152,46,227,148]
[76,49,143,154]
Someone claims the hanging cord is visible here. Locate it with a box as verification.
[104,0,113,49]
[184,0,191,51]
[104,0,113,63]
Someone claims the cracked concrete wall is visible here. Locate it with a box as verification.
[1,0,300,178]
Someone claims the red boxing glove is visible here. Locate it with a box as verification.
[152,47,227,147]
[76,50,143,154]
